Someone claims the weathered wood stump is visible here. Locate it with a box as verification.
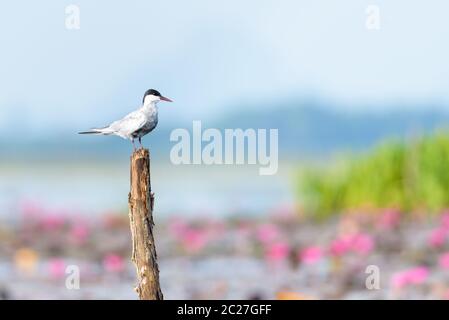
[128,148,163,300]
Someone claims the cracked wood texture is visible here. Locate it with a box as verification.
[128,148,163,300]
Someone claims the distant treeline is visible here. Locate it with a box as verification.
[300,131,449,219]
[4,102,449,160]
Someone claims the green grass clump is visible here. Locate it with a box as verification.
[299,131,449,219]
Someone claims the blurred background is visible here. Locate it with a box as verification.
[1,1,449,299]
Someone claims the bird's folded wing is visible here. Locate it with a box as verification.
[109,111,146,136]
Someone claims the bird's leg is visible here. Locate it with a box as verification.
[131,139,136,151]
[138,137,143,149]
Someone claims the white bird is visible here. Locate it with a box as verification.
[79,89,173,150]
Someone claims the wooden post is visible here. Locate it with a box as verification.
[128,148,163,300]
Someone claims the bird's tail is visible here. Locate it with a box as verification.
[78,127,113,135]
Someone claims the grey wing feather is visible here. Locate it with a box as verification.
[108,111,146,137]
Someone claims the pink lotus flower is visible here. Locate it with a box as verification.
[329,233,375,257]
[407,267,429,285]
[256,224,280,244]
[47,258,66,279]
[103,254,125,273]
[299,246,323,265]
[265,241,290,263]
[168,218,211,253]
[428,228,447,248]
[377,209,401,230]
[329,237,352,257]
[181,229,208,253]
[439,253,449,269]
[351,233,375,255]
[391,272,408,290]
[391,266,429,289]
[40,214,65,231]
[69,222,90,245]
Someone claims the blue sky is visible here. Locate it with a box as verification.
[0,1,448,135]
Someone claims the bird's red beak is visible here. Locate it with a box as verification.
[160,96,173,102]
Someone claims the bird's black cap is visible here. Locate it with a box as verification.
[143,89,161,103]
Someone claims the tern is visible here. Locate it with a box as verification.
[79,89,173,150]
